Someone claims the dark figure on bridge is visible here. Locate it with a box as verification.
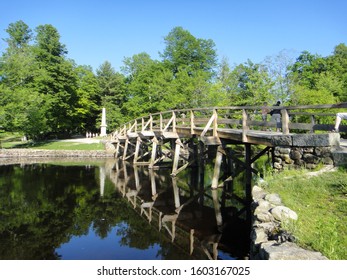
[261,102,270,122]
[332,112,347,133]
[270,101,282,132]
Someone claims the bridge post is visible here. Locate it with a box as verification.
[242,109,249,142]
[190,110,195,134]
[149,137,158,168]
[133,137,141,163]
[114,140,120,158]
[245,143,252,204]
[281,109,290,134]
[172,139,181,176]
[122,139,129,161]
[211,145,223,189]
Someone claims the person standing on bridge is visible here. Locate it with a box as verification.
[270,100,282,132]
[261,102,270,122]
[332,112,347,133]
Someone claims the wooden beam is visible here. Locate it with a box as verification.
[211,146,223,189]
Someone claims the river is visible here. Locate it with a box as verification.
[0,157,250,260]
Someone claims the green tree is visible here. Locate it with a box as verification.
[326,43,347,101]
[0,21,39,134]
[4,20,32,52]
[122,54,176,118]
[96,61,127,130]
[229,60,274,106]
[74,65,101,133]
[160,26,217,78]
[32,24,78,137]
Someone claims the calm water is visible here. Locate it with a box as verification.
[0,158,250,260]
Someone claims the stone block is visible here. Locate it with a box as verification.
[260,241,328,260]
[265,193,282,205]
[292,133,340,147]
[271,135,292,146]
[252,185,267,201]
[271,206,298,221]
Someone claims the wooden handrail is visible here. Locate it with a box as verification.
[113,103,347,138]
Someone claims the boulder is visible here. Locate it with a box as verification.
[271,206,298,222]
[265,193,282,205]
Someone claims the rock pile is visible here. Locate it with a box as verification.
[250,185,328,260]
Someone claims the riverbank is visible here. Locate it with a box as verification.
[259,167,347,260]
[0,148,113,159]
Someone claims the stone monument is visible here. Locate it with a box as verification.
[100,107,107,137]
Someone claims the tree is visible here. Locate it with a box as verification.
[0,21,38,134]
[160,26,217,78]
[288,46,347,105]
[32,24,78,137]
[122,54,176,118]
[96,61,127,129]
[326,43,347,101]
[263,49,296,102]
[74,65,101,133]
[229,60,274,106]
[4,20,32,52]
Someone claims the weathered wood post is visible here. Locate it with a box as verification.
[245,143,252,204]
[149,137,158,168]
[242,109,249,142]
[211,145,223,189]
[133,137,141,163]
[172,139,181,176]
[281,109,290,134]
[122,138,129,161]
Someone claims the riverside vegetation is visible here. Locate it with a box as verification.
[262,167,347,260]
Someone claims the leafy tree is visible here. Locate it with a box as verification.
[326,43,347,101]
[228,60,274,106]
[74,65,101,133]
[96,61,127,130]
[32,24,78,137]
[4,20,32,52]
[122,54,176,118]
[160,26,217,78]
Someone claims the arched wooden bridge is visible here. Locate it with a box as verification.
[110,103,347,198]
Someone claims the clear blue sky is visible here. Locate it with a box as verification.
[1,0,346,71]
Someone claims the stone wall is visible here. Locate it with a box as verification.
[0,148,114,158]
[250,184,328,260]
[273,146,334,170]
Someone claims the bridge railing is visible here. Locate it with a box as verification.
[112,103,347,139]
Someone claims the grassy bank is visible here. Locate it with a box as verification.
[0,133,104,150]
[262,167,347,260]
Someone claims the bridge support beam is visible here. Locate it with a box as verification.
[149,137,158,169]
[211,146,224,189]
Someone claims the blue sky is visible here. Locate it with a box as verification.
[1,0,346,71]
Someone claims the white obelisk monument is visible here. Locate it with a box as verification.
[100,107,107,137]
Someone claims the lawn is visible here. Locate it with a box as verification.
[263,168,347,260]
[0,133,104,151]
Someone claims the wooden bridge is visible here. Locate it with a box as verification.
[110,103,347,199]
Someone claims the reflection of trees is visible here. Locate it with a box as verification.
[0,162,191,260]
[0,164,124,259]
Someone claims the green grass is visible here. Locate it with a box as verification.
[0,133,104,150]
[263,168,347,260]
[8,141,104,150]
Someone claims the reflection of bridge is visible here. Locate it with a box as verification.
[104,160,249,260]
[111,104,346,203]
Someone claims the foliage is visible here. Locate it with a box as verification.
[264,169,347,260]
[1,21,346,139]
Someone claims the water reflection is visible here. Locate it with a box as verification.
[0,158,249,260]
